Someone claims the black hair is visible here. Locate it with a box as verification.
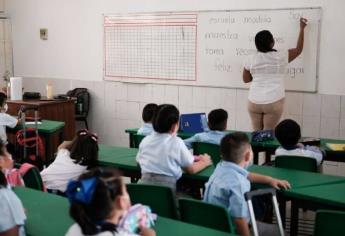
[153,104,179,133]
[70,130,99,169]
[208,109,228,131]
[69,167,124,235]
[255,30,277,53]
[275,119,301,149]
[0,139,7,187]
[142,103,158,123]
[0,93,7,107]
[220,132,250,164]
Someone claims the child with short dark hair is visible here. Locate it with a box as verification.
[184,109,228,149]
[0,163,26,236]
[136,104,212,191]
[137,103,158,136]
[204,132,290,236]
[275,119,323,166]
[66,167,155,236]
[41,129,99,193]
[0,93,22,153]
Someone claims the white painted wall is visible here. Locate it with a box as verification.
[5,0,345,95]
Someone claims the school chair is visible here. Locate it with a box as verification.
[275,155,318,172]
[15,163,45,191]
[193,142,221,165]
[178,198,234,233]
[133,134,145,148]
[126,183,179,219]
[67,88,90,129]
[314,210,345,236]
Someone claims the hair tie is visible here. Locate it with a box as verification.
[66,177,98,204]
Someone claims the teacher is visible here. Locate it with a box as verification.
[243,18,307,131]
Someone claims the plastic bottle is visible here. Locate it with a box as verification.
[46,83,53,99]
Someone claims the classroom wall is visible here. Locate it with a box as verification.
[4,0,345,175]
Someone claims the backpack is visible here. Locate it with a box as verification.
[66,88,90,116]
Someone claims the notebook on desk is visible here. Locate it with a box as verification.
[326,143,345,151]
[179,113,209,133]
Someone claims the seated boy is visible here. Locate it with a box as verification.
[137,103,158,136]
[204,132,290,236]
[184,109,228,149]
[275,119,323,167]
[136,104,212,192]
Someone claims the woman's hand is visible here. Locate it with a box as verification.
[300,18,308,30]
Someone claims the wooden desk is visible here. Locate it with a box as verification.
[7,99,75,140]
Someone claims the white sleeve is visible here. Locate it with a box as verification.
[0,114,18,128]
[178,138,194,168]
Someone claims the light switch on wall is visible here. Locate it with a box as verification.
[40,28,48,40]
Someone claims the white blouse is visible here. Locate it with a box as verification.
[244,51,289,104]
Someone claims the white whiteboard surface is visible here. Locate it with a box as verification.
[104,8,321,92]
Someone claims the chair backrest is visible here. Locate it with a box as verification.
[275,155,318,172]
[178,198,234,233]
[314,210,345,236]
[133,134,146,148]
[193,142,221,165]
[126,183,178,219]
[19,163,45,191]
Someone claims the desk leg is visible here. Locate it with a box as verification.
[278,194,286,229]
[290,199,299,236]
[253,149,259,165]
[129,134,134,148]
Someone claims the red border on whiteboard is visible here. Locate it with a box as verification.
[103,20,198,82]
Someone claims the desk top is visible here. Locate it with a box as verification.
[8,119,65,134]
[98,145,345,189]
[284,182,345,208]
[8,98,75,106]
[14,187,234,236]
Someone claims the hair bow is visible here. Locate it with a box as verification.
[66,177,98,204]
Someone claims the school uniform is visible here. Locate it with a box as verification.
[275,146,323,166]
[137,123,154,136]
[136,132,194,190]
[0,187,26,236]
[66,223,139,236]
[204,161,280,236]
[40,149,87,192]
[0,113,18,144]
[183,130,227,149]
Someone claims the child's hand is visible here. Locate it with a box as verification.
[269,178,291,190]
[139,226,156,236]
[296,143,304,148]
[200,154,212,167]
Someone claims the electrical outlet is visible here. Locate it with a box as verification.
[40,28,48,40]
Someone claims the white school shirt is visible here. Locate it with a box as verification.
[275,146,323,166]
[244,51,289,104]
[0,113,18,144]
[183,130,227,149]
[136,132,194,179]
[0,187,26,236]
[40,149,87,192]
[137,123,154,136]
[66,223,139,236]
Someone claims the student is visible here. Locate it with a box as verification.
[275,119,323,167]
[0,140,24,187]
[137,103,158,136]
[41,129,99,194]
[184,109,228,149]
[0,171,26,236]
[0,93,21,153]
[136,104,212,191]
[204,132,290,236]
[66,167,155,236]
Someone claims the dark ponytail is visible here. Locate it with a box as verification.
[255,30,277,53]
[68,168,123,235]
[0,171,7,187]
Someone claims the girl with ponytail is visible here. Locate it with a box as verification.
[65,167,155,236]
[41,129,99,195]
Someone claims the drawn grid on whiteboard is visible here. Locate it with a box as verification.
[104,13,198,81]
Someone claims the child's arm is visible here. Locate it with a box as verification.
[248,172,291,190]
[183,135,199,149]
[183,154,212,174]
[57,141,74,150]
[139,227,156,236]
[233,218,251,236]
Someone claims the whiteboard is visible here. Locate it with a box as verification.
[104,8,321,92]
